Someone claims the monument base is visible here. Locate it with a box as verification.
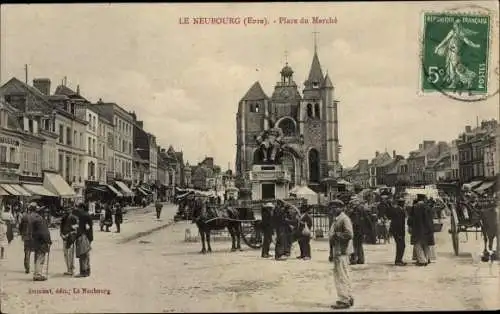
[248,164,291,201]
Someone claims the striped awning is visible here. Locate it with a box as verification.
[22,184,57,197]
[106,184,123,197]
[475,181,496,192]
[114,181,134,197]
[0,184,21,196]
[10,184,32,196]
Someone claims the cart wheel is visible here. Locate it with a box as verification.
[240,221,263,249]
[450,207,459,256]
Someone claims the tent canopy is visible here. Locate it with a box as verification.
[289,185,318,205]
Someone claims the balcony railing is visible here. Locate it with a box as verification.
[0,161,20,169]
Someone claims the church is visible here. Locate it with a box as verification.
[235,45,341,193]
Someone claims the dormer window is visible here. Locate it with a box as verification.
[312,81,319,88]
[28,119,34,133]
[314,103,320,118]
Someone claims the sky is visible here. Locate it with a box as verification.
[1,2,499,170]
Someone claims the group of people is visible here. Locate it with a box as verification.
[253,192,440,310]
[259,200,313,261]
[99,202,124,233]
[0,201,93,281]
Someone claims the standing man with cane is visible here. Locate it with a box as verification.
[31,203,52,281]
[74,203,93,277]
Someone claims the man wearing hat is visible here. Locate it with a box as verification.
[347,198,366,265]
[408,194,434,266]
[27,203,52,281]
[389,198,407,266]
[74,202,94,277]
[260,202,274,258]
[18,202,38,274]
[328,199,354,309]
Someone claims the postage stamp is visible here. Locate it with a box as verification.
[421,12,491,95]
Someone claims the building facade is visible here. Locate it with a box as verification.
[235,47,341,192]
[97,115,112,184]
[75,104,99,184]
[91,101,134,185]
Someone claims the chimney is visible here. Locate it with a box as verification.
[465,125,472,133]
[76,85,80,95]
[375,151,379,157]
[33,78,51,95]
[393,150,396,158]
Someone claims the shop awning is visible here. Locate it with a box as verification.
[8,184,32,197]
[136,187,149,196]
[43,173,77,198]
[468,181,483,189]
[0,185,12,196]
[140,185,152,193]
[475,181,496,193]
[0,184,21,196]
[22,184,57,197]
[106,184,123,197]
[114,181,134,197]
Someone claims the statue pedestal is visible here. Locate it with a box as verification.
[248,164,291,200]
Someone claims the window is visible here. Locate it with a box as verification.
[92,139,96,156]
[122,140,126,153]
[23,151,29,171]
[88,113,92,124]
[9,147,16,163]
[129,142,132,155]
[314,103,320,118]
[80,133,83,149]
[33,152,38,173]
[0,146,6,162]
[307,104,313,118]
[58,125,64,144]
[66,127,72,145]
[74,130,78,148]
[92,116,96,131]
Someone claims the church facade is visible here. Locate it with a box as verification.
[235,49,341,192]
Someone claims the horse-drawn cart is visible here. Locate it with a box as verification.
[437,182,498,257]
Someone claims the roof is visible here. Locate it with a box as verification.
[371,152,392,166]
[386,159,405,175]
[241,81,269,102]
[0,77,53,112]
[306,52,324,85]
[54,85,76,96]
[322,73,333,88]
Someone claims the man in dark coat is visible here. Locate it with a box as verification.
[260,202,274,258]
[273,202,289,261]
[19,204,36,274]
[389,198,407,266]
[74,203,93,277]
[407,194,434,266]
[297,205,313,260]
[30,204,52,281]
[155,200,163,219]
[60,206,79,275]
[114,203,123,233]
[347,199,366,265]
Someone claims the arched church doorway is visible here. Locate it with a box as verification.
[308,149,320,183]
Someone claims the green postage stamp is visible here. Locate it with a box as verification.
[421,12,490,94]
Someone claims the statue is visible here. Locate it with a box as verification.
[256,118,284,164]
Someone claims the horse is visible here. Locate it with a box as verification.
[458,199,498,262]
[190,196,244,254]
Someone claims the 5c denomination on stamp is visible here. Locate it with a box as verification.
[421,12,491,95]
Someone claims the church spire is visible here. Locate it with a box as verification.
[304,30,324,90]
